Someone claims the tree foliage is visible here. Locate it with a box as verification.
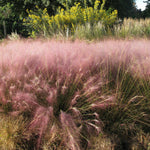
[104,0,137,18]
[143,0,150,17]
[0,0,62,37]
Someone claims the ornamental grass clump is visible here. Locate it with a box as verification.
[0,39,149,149]
[0,40,110,149]
[0,115,27,150]
[113,18,150,39]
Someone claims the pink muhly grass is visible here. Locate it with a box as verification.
[91,95,116,110]
[60,111,80,150]
[12,92,38,112]
[0,39,150,149]
[1,39,150,77]
[28,106,53,149]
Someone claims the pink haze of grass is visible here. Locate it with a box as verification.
[0,39,150,149]
[1,39,149,76]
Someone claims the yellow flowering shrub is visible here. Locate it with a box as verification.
[23,6,51,37]
[24,0,118,37]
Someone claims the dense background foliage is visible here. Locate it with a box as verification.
[23,1,118,37]
[0,0,150,39]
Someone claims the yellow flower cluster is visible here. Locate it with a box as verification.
[23,7,51,37]
[23,0,118,37]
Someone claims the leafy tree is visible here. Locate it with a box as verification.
[0,0,62,38]
[143,0,150,17]
[104,0,136,18]
[0,3,14,38]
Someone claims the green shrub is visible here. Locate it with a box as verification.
[23,0,118,37]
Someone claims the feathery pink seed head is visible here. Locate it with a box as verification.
[0,39,149,149]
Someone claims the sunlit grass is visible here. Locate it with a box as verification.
[0,115,27,150]
[74,18,150,40]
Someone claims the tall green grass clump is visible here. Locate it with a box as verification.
[0,115,27,150]
[23,0,118,38]
[75,18,150,40]
[114,18,150,38]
